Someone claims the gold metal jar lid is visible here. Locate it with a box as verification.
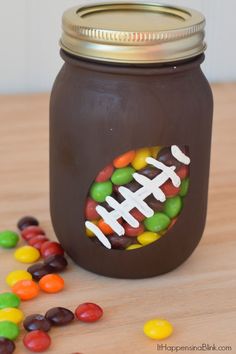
[61,2,206,64]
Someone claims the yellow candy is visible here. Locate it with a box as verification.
[6,270,32,287]
[137,232,161,246]
[131,148,151,170]
[0,308,24,324]
[86,221,98,237]
[14,246,40,263]
[144,318,173,340]
[150,146,161,158]
[126,244,143,250]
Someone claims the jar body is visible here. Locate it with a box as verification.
[50,52,213,278]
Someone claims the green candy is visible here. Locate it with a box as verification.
[164,196,182,218]
[180,178,190,197]
[90,181,113,203]
[0,321,20,340]
[111,167,135,185]
[0,293,21,309]
[144,212,170,232]
[0,231,19,248]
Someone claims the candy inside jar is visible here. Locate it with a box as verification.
[85,145,190,250]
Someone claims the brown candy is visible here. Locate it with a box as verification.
[23,314,51,332]
[0,337,16,354]
[109,234,134,250]
[44,255,68,272]
[27,263,54,281]
[45,307,75,326]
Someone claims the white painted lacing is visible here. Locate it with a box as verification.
[85,145,190,249]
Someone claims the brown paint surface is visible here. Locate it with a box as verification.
[50,52,213,278]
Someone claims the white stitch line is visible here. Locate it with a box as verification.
[86,146,190,249]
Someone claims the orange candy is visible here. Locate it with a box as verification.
[39,274,64,293]
[97,219,114,235]
[113,150,136,168]
[12,280,39,301]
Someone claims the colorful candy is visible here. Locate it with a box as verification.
[95,164,114,182]
[28,235,49,250]
[90,181,113,203]
[164,196,182,218]
[0,308,24,324]
[45,307,74,326]
[40,241,64,258]
[85,198,100,220]
[0,231,19,249]
[27,263,53,281]
[23,330,51,352]
[111,167,135,185]
[23,314,51,332]
[21,226,45,241]
[14,246,40,264]
[109,234,133,250]
[43,255,68,273]
[180,178,189,197]
[113,150,136,168]
[126,244,143,250]
[0,321,20,340]
[137,232,161,246]
[75,303,103,323]
[143,318,173,340]
[17,216,39,231]
[131,148,151,170]
[144,213,170,233]
[39,274,64,293]
[85,145,191,250]
[12,280,39,301]
[123,223,144,237]
[0,293,20,310]
[0,337,16,354]
[6,270,32,287]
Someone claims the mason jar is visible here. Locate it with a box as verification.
[50,3,213,278]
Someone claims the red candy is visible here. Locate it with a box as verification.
[75,303,103,323]
[176,165,189,180]
[95,164,114,182]
[124,223,144,237]
[21,226,45,241]
[28,235,49,250]
[130,208,146,222]
[40,242,64,258]
[85,198,100,220]
[161,181,180,197]
[23,330,51,352]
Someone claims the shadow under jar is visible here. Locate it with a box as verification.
[50,3,213,278]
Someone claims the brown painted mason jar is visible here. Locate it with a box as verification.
[50,3,213,278]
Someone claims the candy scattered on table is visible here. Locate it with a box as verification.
[17,216,39,231]
[6,270,32,287]
[23,330,51,352]
[12,280,39,301]
[14,246,40,264]
[21,226,45,242]
[45,307,75,326]
[0,337,16,354]
[0,308,24,325]
[0,231,19,249]
[39,274,64,293]
[0,321,20,340]
[0,293,20,309]
[85,145,190,250]
[44,255,68,273]
[27,263,53,281]
[40,242,64,258]
[23,314,51,332]
[75,303,103,323]
[143,318,173,340]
